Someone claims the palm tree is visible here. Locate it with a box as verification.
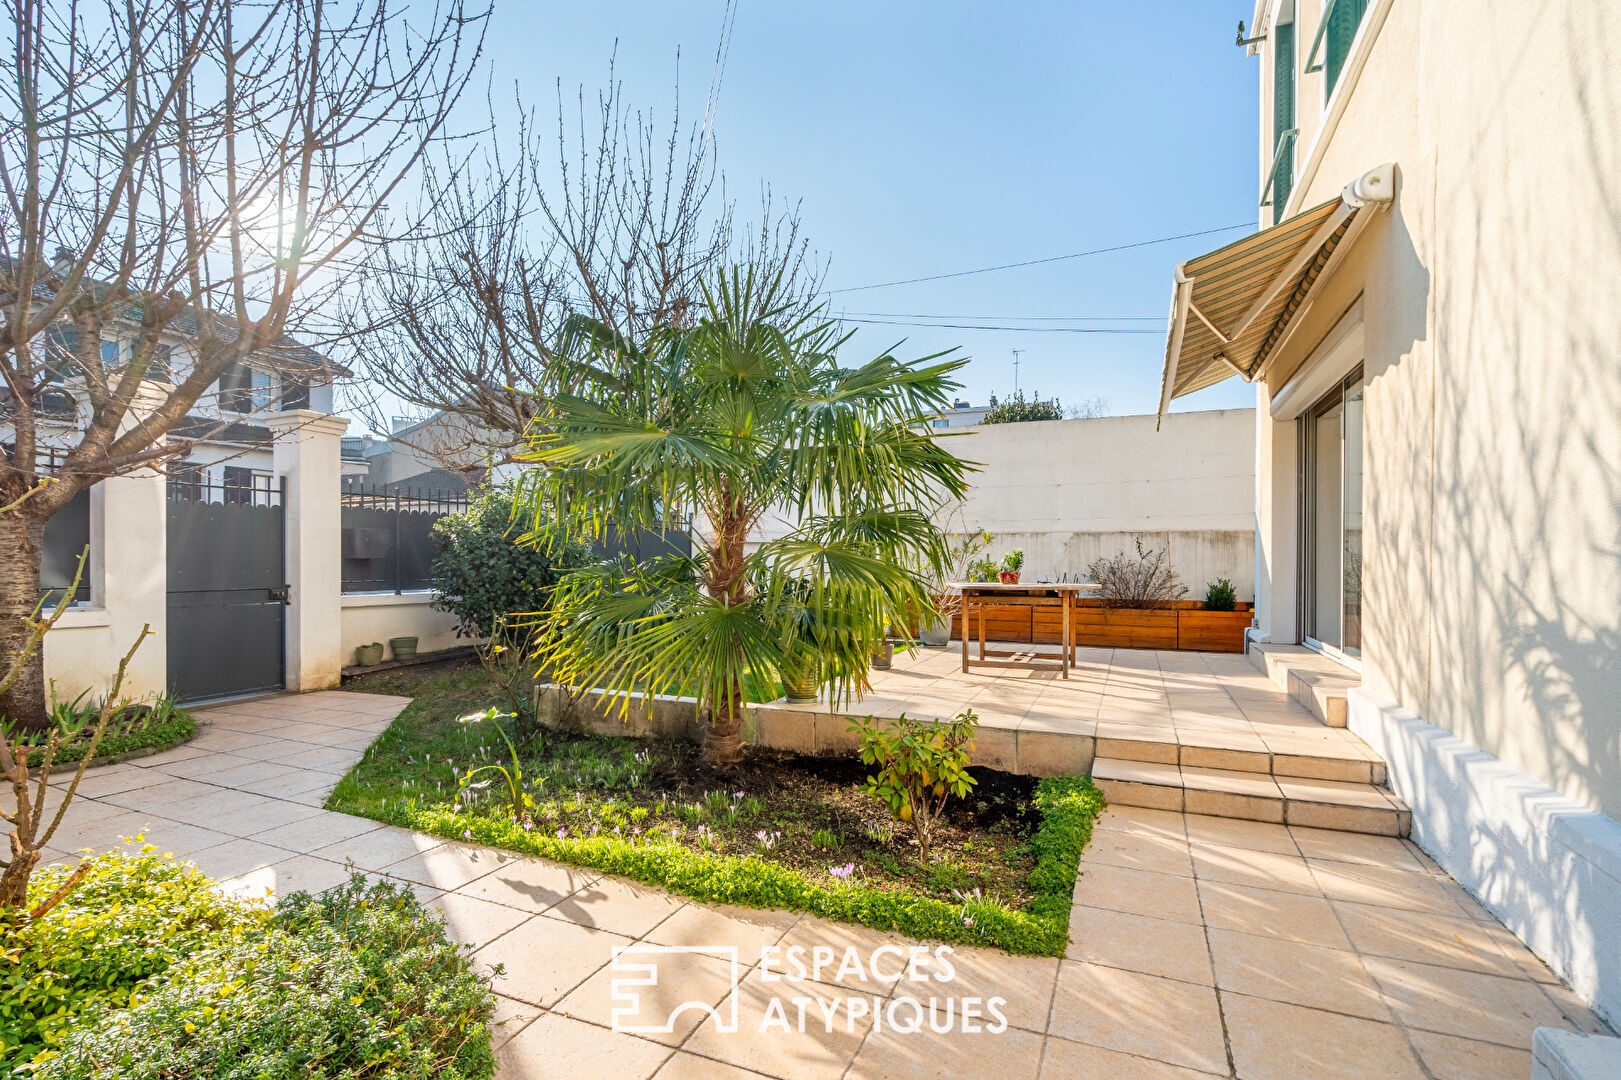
[519,266,974,765]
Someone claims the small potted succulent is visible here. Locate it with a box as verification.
[998,549,1024,585]
[355,641,384,666]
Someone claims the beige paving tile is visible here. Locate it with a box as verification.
[310,823,443,872]
[160,787,291,826]
[488,994,541,1050]
[1191,843,1321,895]
[645,901,797,959]
[251,811,382,852]
[431,891,534,951]
[220,854,353,901]
[1072,863,1204,925]
[1047,961,1226,1074]
[1535,979,1615,1036]
[1288,826,1425,870]
[846,1022,1045,1080]
[1183,813,1299,855]
[1038,1037,1226,1080]
[96,776,221,812]
[1094,805,1188,840]
[772,916,923,994]
[496,1010,671,1080]
[384,841,512,892]
[1308,859,1462,915]
[1362,955,1574,1044]
[556,951,739,1047]
[1066,906,1213,985]
[1079,825,1193,876]
[544,875,686,938]
[178,835,287,880]
[1207,927,1388,1019]
[1196,879,1351,949]
[480,916,633,1007]
[682,968,873,1080]
[461,854,597,912]
[1333,901,1523,977]
[926,944,1059,1033]
[1221,992,1425,1080]
[1409,1029,1532,1080]
[116,819,235,859]
[652,1051,774,1080]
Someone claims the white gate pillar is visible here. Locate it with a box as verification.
[266,410,348,691]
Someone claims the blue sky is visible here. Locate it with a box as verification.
[458,1,1260,418]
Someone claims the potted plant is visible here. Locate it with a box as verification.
[998,548,1024,585]
[355,642,384,666]
[781,649,821,703]
[388,635,419,660]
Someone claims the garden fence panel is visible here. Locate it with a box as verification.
[340,486,469,594]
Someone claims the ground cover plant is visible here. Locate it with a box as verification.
[9,852,497,1078]
[332,665,1104,955]
[18,690,195,769]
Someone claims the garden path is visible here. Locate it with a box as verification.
[37,689,1613,1080]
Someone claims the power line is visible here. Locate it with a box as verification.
[823,222,1252,294]
[836,309,1165,322]
[836,316,1162,334]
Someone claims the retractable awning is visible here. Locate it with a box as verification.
[1157,164,1395,424]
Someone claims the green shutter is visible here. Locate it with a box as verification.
[1324,0,1368,97]
[1272,21,1296,224]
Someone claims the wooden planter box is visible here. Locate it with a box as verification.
[1176,606,1254,652]
[950,599,1252,652]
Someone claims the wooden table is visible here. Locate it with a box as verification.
[947,582,1100,679]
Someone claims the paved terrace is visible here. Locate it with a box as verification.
[34,688,1615,1079]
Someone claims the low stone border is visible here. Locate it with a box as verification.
[534,684,1096,780]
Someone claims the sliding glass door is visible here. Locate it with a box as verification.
[1301,367,1364,660]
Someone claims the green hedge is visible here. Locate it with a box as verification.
[341,775,1105,957]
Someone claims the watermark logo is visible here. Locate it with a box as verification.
[609,945,741,1034]
[607,943,1007,1037]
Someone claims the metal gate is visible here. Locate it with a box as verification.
[166,475,287,702]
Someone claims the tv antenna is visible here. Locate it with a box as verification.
[1011,348,1024,394]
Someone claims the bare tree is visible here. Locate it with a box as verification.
[1064,396,1110,419]
[0,0,489,729]
[346,52,823,472]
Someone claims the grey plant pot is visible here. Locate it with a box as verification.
[919,615,951,647]
[871,641,895,669]
[388,636,419,660]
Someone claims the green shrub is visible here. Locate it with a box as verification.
[431,483,596,638]
[18,690,196,768]
[30,874,496,1080]
[849,709,979,862]
[1204,577,1238,611]
[2,851,268,1065]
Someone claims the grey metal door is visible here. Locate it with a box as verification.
[166,477,286,702]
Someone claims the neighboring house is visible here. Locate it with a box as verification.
[348,411,504,495]
[1157,0,1621,1023]
[929,399,992,428]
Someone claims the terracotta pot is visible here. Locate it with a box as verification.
[998,570,1021,584]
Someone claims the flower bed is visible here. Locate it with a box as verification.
[331,667,1106,956]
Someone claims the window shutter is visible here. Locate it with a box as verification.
[218,363,253,412]
[1325,0,1368,98]
[1273,21,1296,224]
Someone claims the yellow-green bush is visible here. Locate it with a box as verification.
[0,850,267,1065]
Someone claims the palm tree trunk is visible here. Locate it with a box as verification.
[700,493,749,765]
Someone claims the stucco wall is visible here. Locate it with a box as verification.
[948,410,1257,597]
[340,592,465,662]
[1252,0,1621,818]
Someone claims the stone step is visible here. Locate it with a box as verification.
[1096,729,1386,785]
[1091,756,1411,837]
[1247,642,1358,727]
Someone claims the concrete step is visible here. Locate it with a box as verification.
[1095,728,1387,785]
[1247,643,1359,727]
[1091,756,1411,837]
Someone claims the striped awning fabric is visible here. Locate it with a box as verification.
[1155,165,1395,423]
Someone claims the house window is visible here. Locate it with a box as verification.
[219,363,274,413]
[100,340,120,368]
[1301,365,1364,660]
[148,344,175,383]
